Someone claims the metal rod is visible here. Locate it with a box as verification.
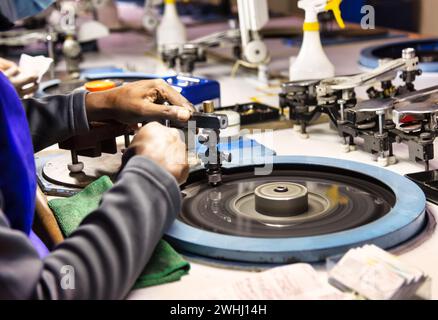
[378,112,384,135]
[301,122,306,134]
[339,100,345,122]
[71,150,78,164]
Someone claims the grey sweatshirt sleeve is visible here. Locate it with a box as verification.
[21,91,90,152]
[0,156,181,299]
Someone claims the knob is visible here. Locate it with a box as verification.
[202,100,215,113]
[402,48,416,60]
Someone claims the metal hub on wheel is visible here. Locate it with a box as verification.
[254,182,309,217]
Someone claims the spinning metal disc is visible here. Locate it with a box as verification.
[179,165,394,238]
[166,156,427,263]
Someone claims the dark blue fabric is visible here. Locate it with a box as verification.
[0,72,36,235]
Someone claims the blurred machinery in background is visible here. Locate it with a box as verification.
[0,0,111,77]
[142,0,161,32]
[54,0,110,77]
[160,0,269,76]
[235,0,269,66]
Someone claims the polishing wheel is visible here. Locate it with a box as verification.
[166,156,427,263]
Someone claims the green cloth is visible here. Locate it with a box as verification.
[49,176,114,237]
[48,176,190,288]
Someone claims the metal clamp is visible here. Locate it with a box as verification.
[196,101,231,186]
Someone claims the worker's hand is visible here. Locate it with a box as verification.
[10,74,39,98]
[85,79,195,124]
[0,58,17,77]
[0,58,39,98]
[126,122,189,184]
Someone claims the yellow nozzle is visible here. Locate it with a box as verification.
[325,0,345,29]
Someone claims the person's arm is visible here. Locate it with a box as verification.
[22,91,90,152]
[0,155,182,299]
[22,79,194,153]
[0,122,187,299]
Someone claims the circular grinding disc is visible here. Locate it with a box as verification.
[166,156,427,263]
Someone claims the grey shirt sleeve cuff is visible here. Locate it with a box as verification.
[70,90,90,135]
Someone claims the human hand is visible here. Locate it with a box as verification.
[0,58,39,97]
[126,122,189,184]
[85,79,195,124]
[10,73,39,97]
[0,58,18,77]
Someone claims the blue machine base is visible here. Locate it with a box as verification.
[165,156,427,264]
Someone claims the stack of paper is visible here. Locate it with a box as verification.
[200,263,352,300]
[328,245,427,300]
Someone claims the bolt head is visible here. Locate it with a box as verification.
[198,134,209,144]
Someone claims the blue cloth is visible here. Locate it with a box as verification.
[0,72,36,235]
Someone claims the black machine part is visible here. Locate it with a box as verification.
[188,112,228,130]
[218,102,280,125]
[406,170,438,205]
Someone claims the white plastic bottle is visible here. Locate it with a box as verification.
[289,0,345,81]
[156,0,187,52]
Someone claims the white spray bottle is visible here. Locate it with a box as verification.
[156,0,187,52]
[289,0,345,81]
